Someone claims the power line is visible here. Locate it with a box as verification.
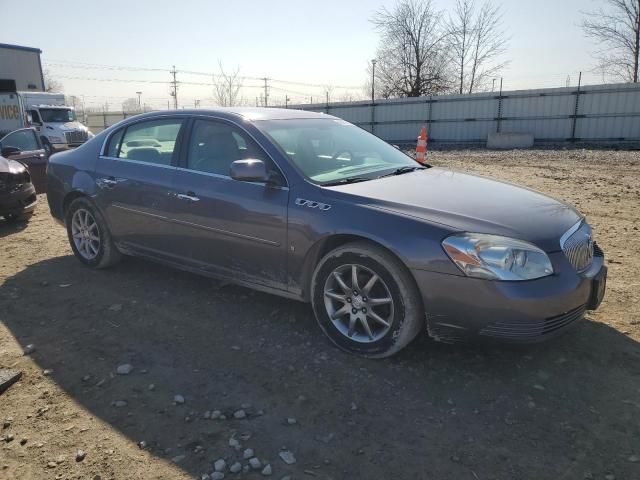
[43,59,362,90]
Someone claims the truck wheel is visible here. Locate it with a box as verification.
[311,241,424,358]
[40,137,53,155]
[65,197,121,269]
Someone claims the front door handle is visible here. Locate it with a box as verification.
[176,192,200,202]
[97,176,118,189]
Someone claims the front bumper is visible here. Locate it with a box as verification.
[413,251,606,343]
[0,183,37,218]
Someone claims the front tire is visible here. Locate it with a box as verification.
[65,197,121,269]
[311,241,424,358]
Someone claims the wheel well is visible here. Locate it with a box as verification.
[300,234,405,301]
[62,191,88,216]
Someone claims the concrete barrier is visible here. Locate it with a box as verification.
[487,132,534,149]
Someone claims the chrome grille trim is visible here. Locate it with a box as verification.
[560,220,594,272]
[64,130,88,145]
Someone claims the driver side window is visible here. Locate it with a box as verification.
[29,110,42,124]
[186,120,273,176]
[1,129,39,151]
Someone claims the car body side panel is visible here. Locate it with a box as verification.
[170,169,290,290]
[285,182,462,298]
[93,157,175,253]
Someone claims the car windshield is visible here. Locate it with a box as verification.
[256,118,419,184]
[38,108,76,123]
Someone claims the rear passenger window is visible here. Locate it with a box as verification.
[118,119,183,165]
[106,128,124,157]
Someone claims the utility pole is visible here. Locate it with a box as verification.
[262,77,269,107]
[170,65,178,109]
[136,91,142,110]
[371,59,377,102]
[194,99,200,108]
[285,95,290,108]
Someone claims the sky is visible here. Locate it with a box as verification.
[1,0,607,110]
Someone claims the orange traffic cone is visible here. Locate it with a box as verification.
[416,127,427,164]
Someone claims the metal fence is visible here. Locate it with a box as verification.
[82,82,640,146]
[293,82,640,146]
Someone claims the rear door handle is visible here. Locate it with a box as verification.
[176,192,200,202]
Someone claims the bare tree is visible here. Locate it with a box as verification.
[213,62,244,106]
[122,98,139,112]
[43,69,63,93]
[582,0,640,83]
[370,0,452,97]
[446,0,508,94]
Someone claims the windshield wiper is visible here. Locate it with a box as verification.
[377,166,426,178]
[322,176,372,186]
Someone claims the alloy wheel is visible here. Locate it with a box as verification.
[323,263,394,343]
[71,208,100,260]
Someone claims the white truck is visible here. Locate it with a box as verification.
[0,91,93,153]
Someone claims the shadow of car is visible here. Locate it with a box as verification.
[0,254,638,479]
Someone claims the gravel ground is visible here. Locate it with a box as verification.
[0,149,639,480]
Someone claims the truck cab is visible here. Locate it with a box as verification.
[26,103,93,153]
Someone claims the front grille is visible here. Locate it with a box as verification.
[64,130,88,145]
[561,221,594,272]
[479,305,586,340]
[0,171,27,193]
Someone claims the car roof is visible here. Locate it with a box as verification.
[134,107,335,122]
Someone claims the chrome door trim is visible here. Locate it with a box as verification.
[171,218,280,247]
[174,166,290,191]
[98,155,179,170]
[112,204,279,247]
[112,204,171,221]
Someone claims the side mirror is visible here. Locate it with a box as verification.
[229,159,270,183]
[1,146,21,157]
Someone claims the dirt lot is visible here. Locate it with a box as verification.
[1,149,639,480]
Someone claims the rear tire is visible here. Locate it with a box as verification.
[65,197,121,269]
[311,241,424,358]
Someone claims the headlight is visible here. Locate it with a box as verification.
[442,233,553,281]
[48,136,64,143]
[87,130,95,138]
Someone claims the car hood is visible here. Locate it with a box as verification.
[0,156,26,174]
[325,168,581,252]
[50,121,86,131]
